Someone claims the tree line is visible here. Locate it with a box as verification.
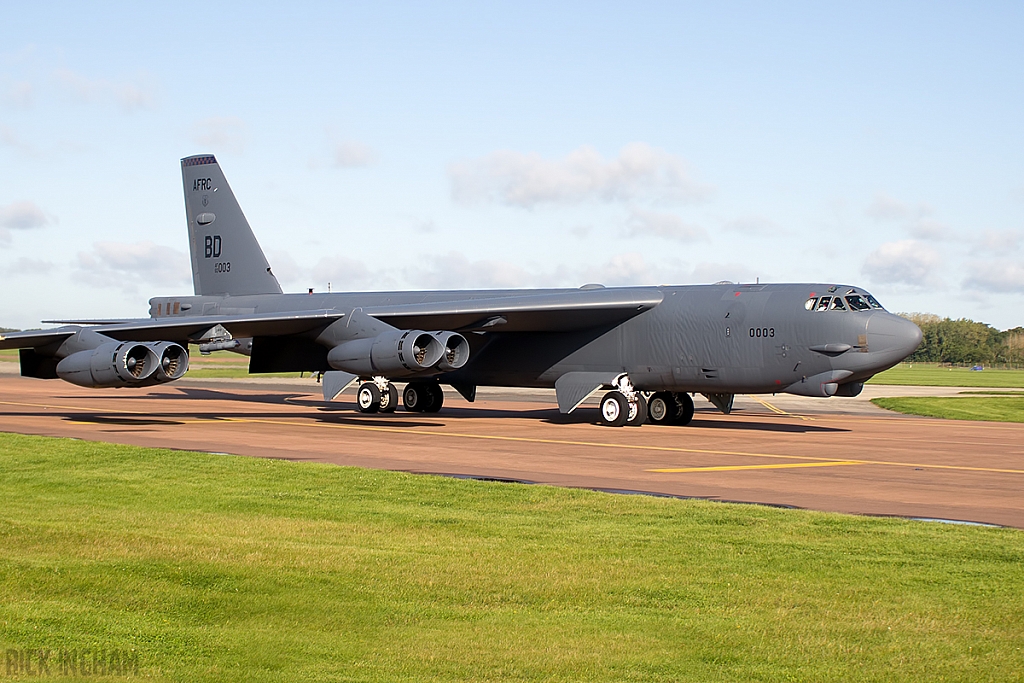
[899,314,1024,366]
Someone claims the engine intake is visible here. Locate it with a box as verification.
[431,331,470,372]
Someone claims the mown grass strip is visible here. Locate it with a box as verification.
[872,396,1024,423]
[869,364,1024,387]
[0,432,1022,681]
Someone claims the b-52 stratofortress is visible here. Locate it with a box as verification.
[0,155,922,426]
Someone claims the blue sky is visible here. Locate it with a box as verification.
[2,1,1022,329]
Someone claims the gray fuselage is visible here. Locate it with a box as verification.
[149,282,921,396]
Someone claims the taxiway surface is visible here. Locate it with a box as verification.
[1,376,1022,527]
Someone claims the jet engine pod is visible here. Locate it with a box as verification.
[327,329,443,377]
[147,341,190,383]
[56,341,160,388]
[430,331,470,372]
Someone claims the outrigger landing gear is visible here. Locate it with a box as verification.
[647,391,695,426]
[403,381,444,413]
[356,376,399,414]
[598,374,647,427]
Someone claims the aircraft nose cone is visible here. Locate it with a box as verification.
[866,313,922,361]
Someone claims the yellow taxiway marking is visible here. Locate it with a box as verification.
[746,395,814,421]
[650,461,863,473]
[4,399,1024,476]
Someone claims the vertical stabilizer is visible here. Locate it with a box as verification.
[181,155,282,296]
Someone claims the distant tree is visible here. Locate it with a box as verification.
[898,314,1017,365]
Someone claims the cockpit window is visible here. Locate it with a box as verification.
[845,295,871,311]
[865,294,884,310]
[804,297,817,310]
[830,296,846,311]
[816,296,832,311]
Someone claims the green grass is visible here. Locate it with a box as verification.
[1,434,1022,681]
[868,363,1024,388]
[872,396,1024,423]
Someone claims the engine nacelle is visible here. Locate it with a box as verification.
[57,341,159,388]
[327,329,443,377]
[431,331,470,372]
[55,340,189,388]
[142,341,190,384]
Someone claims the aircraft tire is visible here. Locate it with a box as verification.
[380,384,399,413]
[673,392,695,426]
[599,391,630,427]
[357,383,381,413]
[647,392,676,425]
[627,394,648,426]
[403,382,428,412]
[423,382,444,413]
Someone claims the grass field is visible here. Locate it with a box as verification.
[1,434,1022,681]
[868,363,1024,388]
[872,396,1024,423]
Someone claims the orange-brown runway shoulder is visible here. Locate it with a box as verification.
[1,377,1022,527]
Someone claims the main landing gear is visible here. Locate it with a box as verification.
[355,377,400,413]
[597,374,695,427]
[598,375,648,427]
[355,378,445,414]
[647,391,695,426]
[402,381,444,413]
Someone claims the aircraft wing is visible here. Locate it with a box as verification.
[0,328,78,351]
[3,287,663,351]
[364,287,664,332]
[3,310,345,349]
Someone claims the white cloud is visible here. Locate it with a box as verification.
[73,241,190,293]
[333,140,376,167]
[970,229,1023,254]
[690,262,760,284]
[0,201,53,243]
[862,240,942,287]
[310,254,392,291]
[449,142,713,208]
[8,257,54,274]
[0,201,53,230]
[907,218,953,241]
[963,260,1024,293]
[866,193,916,221]
[2,81,32,107]
[405,252,533,289]
[192,117,247,155]
[52,68,155,111]
[626,208,707,243]
[723,215,781,236]
[0,124,39,156]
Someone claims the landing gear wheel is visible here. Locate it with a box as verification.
[423,382,444,413]
[599,391,630,427]
[403,382,428,412]
[356,383,381,413]
[626,394,648,426]
[673,392,695,426]
[379,383,399,413]
[648,392,675,425]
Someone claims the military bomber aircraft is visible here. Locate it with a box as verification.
[0,155,923,426]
